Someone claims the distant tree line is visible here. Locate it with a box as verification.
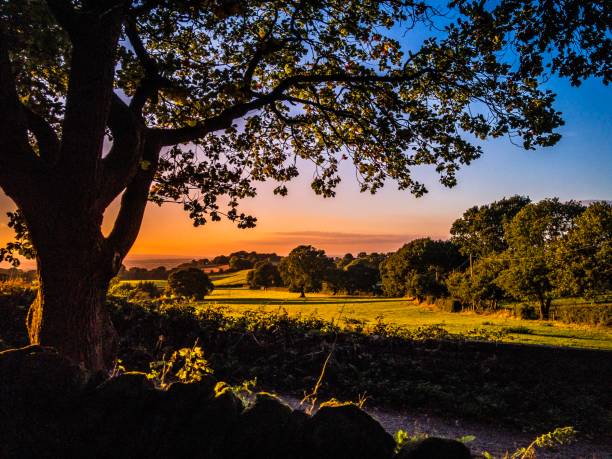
[13,197,606,316]
[257,197,610,318]
[446,198,611,319]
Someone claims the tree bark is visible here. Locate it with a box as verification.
[538,296,552,320]
[25,225,119,371]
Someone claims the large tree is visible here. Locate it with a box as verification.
[450,195,531,262]
[0,0,608,369]
[278,245,334,297]
[380,238,464,298]
[555,201,612,300]
[497,199,585,319]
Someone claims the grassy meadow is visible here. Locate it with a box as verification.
[122,270,612,350]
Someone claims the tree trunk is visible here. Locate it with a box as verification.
[26,236,119,372]
[538,297,552,320]
[299,287,306,298]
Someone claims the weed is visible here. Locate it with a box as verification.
[147,340,213,389]
[502,326,533,335]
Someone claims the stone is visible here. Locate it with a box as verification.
[0,346,87,458]
[303,404,395,459]
[225,392,304,459]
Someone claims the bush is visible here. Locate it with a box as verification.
[553,304,612,326]
[109,281,163,300]
[167,268,214,300]
[515,303,538,320]
[0,280,36,305]
[435,298,463,312]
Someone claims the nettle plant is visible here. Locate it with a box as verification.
[0,0,609,370]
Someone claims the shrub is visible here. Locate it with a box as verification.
[0,280,36,305]
[553,304,612,326]
[435,298,463,312]
[515,303,538,320]
[109,281,163,300]
[502,326,533,335]
[167,268,214,300]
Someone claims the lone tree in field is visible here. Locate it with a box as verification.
[0,1,609,369]
[279,245,334,297]
[167,268,214,300]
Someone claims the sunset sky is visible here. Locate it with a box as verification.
[1,75,610,268]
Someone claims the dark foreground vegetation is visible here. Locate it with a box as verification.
[2,287,610,442]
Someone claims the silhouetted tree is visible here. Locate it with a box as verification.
[279,245,334,297]
[0,0,608,369]
[229,256,253,271]
[344,258,380,295]
[167,268,214,300]
[247,260,281,289]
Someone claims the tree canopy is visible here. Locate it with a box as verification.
[0,0,609,369]
[247,260,282,289]
[167,267,214,300]
[279,245,334,296]
[450,195,531,259]
[496,198,585,318]
[380,238,464,298]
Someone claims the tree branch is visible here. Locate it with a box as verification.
[125,17,175,114]
[22,106,61,164]
[153,67,433,146]
[55,2,125,186]
[105,135,161,259]
[98,93,145,208]
[45,0,81,37]
[0,29,40,185]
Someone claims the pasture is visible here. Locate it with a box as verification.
[120,270,612,350]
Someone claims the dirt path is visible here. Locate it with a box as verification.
[280,395,611,458]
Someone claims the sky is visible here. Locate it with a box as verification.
[1,41,611,269]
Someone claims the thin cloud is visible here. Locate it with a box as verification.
[248,230,446,253]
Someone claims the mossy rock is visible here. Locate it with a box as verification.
[225,392,306,459]
[153,381,244,459]
[397,437,472,459]
[303,404,395,459]
[0,346,87,458]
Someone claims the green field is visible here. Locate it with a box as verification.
[119,272,612,350]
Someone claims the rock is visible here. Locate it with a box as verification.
[0,346,87,458]
[303,404,395,459]
[397,437,472,459]
[164,374,218,410]
[154,381,244,459]
[84,372,160,458]
[225,392,305,459]
[95,371,155,399]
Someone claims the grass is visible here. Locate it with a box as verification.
[119,271,612,350]
[208,269,250,287]
[201,287,612,350]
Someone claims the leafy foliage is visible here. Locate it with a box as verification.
[278,245,334,295]
[555,202,612,299]
[247,260,282,289]
[450,195,531,259]
[380,238,464,298]
[147,341,214,389]
[167,268,214,300]
[0,211,35,267]
[497,199,585,318]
